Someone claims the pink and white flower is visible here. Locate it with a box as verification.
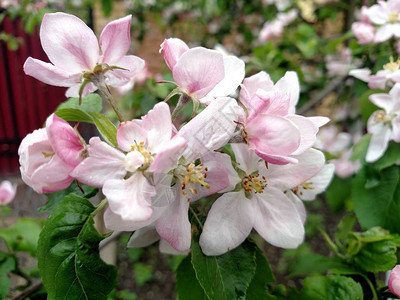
[160,38,245,104]
[364,0,400,43]
[18,114,84,193]
[352,21,375,44]
[258,9,298,43]
[71,102,186,223]
[239,71,328,165]
[24,13,145,97]
[366,84,400,162]
[0,180,17,206]
[199,144,325,256]
[389,265,400,297]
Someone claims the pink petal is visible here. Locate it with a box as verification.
[374,24,395,43]
[349,68,371,82]
[285,191,306,224]
[253,188,304,248]
[389,265,400,297]
[265,148,325,191]
[199,191,253,256]
[308,116,330,127]
[159,239,190,255]
[127,225,160,247]
[155,190,191,252]
[65,82,97,98]
[173,47,225,98]
[116,121,148,152]
[161,38,189,70]
[254,151,298,165]
[366,123,391,162]
[104,173,156,222]
[46,114,83,167]
[149,136,186,173]
[369,93,394,112]
[240,71,274,103]
[0,181,17,205]
[40,12,99,72]
[297,163,335,201]
[206,55,245,98]
[392,116,400,142]
[260,90,291,116]
[99,15,132,64]
[245,93,271,122]
[275,71,300,113]
[105,55,146,85]
[286,115,319,155]
[31,154,74,194]
[70,137,126,187]
[141,102,173,153]
[231,143,260,174]
[24,57,80,87]
[246,115,300,158]
[178,97,239,162]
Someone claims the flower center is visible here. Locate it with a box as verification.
[242,173,267,194]
[126,141,153,171]
[175,163,209,197]
[389,12,399,23]
[383,57,400,72]
[373,110,395,124]
[292,181,314,196]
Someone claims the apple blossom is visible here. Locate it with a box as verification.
[258,9,298,43]
[18,114,84,193]
[24,13,145,97]
[389,265,400,297]
[71,102,186,223]
[352,21,375,44]
[199,143,326,256]
[366,84,400,162]
[0,180,17,206]
[160,38,245,104]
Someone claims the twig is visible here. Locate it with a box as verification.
[297,76,346,115]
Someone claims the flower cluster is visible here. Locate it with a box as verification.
[20,13,333,256]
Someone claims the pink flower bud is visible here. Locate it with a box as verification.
[389,265,400,297]
[352,22,375,45]
[0,180,17,206]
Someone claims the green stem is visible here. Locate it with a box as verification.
[360,274,378,300]
[92,199,108,217]
[189,206,203,230]
[171,93,191,121]
[97,85,125,122]
[320,229,344,258]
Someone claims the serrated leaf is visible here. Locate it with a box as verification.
[176,255,207,300]
[88,112,118,147]
[38,194,117,300]
[353,239,397,272]
[301,275,363,300]
[0,254,16,299]
[40,181,98,213]
[0,219,42,256]
[352,166,400,233]
[191,236,256,300]
[246,245,274,299]
[57,94,103,113]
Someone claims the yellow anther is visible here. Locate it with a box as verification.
[242,173,267,194]
[42,151,55,158]
[383,57,400,72]
[389,12,399,23]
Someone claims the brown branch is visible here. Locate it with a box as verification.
[297,76,347,115]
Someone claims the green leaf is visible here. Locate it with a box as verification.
[352,166,400,233]
[55,108,93,123]
[326,176,352,212]
[55,94,103,123]
[0,219,42,256]
[371,142,400,171]
[301,275,363,300]
[191,236,256,300]
[335,214,356,244]
[351,134,371,162]
[358,89,380,124]
[353,239,397,272]
[176,255,207,300]
[246,246,274,299]
[38,194,117,300]
[88,112,118,147]
[101,0,113,16]
[40,181,98,213]
[57,94,103,113]
[0,254,16,299]
[133,263,153,286]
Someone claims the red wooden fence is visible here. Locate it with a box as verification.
[0,16,67,175]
